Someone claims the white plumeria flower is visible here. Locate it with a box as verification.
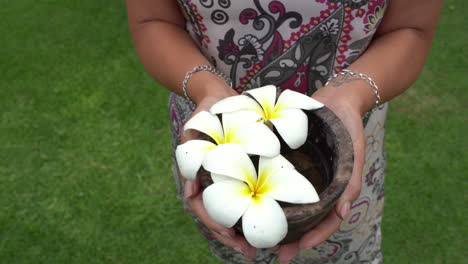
[202,143,319,248]
[210,85,324,149]
[175,110,280,180]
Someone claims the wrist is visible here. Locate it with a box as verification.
[315,75,376,116]
[187,71,237,105]
[182,65,236,105]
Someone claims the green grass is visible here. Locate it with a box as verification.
[0,0,466,263]
[382,1,467,262]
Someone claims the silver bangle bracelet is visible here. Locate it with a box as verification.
[325,69,381,109]
[182,65,232,104]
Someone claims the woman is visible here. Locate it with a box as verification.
[126,0,442,263]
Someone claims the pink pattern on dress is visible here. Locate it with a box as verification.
[187,1,211,48]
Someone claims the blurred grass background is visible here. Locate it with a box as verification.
[1,0,466,263]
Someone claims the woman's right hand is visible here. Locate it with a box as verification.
[179,83,258,259]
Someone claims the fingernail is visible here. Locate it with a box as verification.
[340,201,351,220]
[184,181,194,199]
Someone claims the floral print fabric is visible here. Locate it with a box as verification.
[169,0,389,263]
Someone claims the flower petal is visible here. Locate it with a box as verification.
[256,155,295,191]
[209,95,264,116]
[222,110,263,141]
[175,140,217,180]
[242,195,287,248]
[269,108,308,149]
[202,143,257,188]
[274,89,324,112]
[203,180,252,227]
[233,123,280,157]
[259,155,295,176]
[211,173,233,183]
[261,168,319,204]
[244,85,277,118]
[184,111,224,145]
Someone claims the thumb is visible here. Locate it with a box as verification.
[335,119,365,220]
[335,138,364,220]
[180,123,200,144]
[334,156,364,220]
[334,177,360,220]
[184,176,201,199]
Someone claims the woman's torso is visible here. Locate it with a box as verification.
[176,0,387,95]
[170,1,389,263]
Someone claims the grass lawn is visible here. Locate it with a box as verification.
[1,0,466,263]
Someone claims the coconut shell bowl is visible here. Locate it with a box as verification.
[199,106,354,244]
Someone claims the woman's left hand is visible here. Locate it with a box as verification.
[277,84,367,263]
[181,83,258,259]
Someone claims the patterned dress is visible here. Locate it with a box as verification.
[169,0,389,263]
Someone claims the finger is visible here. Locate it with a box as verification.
[187,183,257,258]
[181,127,200,143]
[183,176,201,199]
[211,232,257,260]
[269,245,280,253]
[335,115,365,219]
[180,117,200,144]
[278,242,299,264]
[180,90,238,144]
[213,229,256,258]
[334,175,359,220]
[299,209,342,250]
[187,192,236,238]
[335,153,364,219]
[233,235,257,260]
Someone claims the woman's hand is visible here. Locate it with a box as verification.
[277,81,367,263]
[179,84,258,259]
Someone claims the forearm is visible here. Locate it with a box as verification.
[356,28,436,107]
[333,28,434,115]
[313,0,443,116]
[127,1,234,104]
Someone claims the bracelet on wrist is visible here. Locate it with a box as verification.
[182,65,232,104]
[325,69,381,109]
